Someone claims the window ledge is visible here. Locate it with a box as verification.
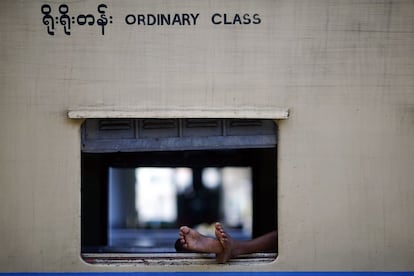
[68,107,289,119]
[82,253,277,265]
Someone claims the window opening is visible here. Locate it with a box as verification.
[81,118,277,263]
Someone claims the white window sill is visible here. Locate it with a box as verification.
[68,107,289,119]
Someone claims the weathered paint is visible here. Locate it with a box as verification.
[0,0,413,272]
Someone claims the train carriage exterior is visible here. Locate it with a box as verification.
[0,0,413,273]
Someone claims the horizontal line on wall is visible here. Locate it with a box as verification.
[68,107,289,119]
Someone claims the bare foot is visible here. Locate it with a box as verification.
[215,222,237,263]
[178,226,222,254]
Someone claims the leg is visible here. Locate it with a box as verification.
[215,222,278,263]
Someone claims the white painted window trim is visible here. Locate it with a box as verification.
[68,107,289,119]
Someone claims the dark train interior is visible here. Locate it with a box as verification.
[81,119,278,254]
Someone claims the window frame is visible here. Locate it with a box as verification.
[80,118,279,265]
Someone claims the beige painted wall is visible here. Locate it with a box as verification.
[0,0,413,271]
